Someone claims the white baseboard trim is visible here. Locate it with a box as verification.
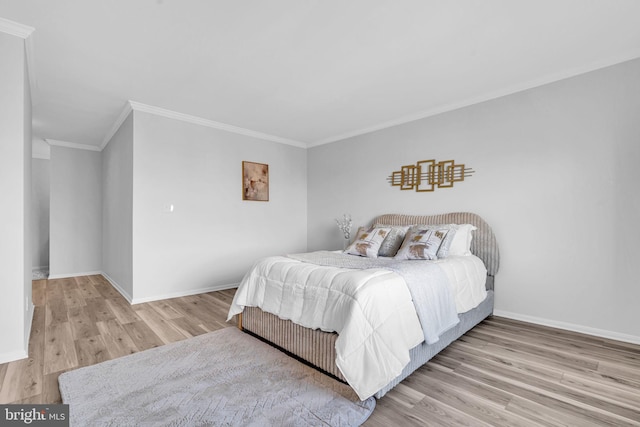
[130,283,239,305]
[0,349,28,364]
[25,301,34,349]
[48,271,102,280]
[100,272,133,303]
[2,305,36,364]
[98,272,237,305]
[493,309,640,345]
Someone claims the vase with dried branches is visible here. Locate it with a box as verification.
[335,214,352,250]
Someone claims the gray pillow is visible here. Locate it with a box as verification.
[373,224,410,257]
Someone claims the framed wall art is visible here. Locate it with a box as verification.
[242,161,269,201]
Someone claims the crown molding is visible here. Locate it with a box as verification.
[0,17,35,38]
[309,50,640,147]
[100,102,134,150]
[0,18,37,101]
[128,101,307,148]
[46,139,102,152]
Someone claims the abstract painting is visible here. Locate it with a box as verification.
[242,161,269,201]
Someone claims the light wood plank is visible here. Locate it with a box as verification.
[505,395,602,427]
[105,298,141,324]
[45,297,68,327]
[465,329,600,371]
[439,360,640,426]
[121,321,164,352]
[62,288,86,309]
[167,316,208,338]
[84,297,117,323]
[43,322,78,375]
[96,319,140,358]
[32,280,46,306]
[75,279,101,300]
[44,279,64,300]
[91,276,122,299]
[560,372,640,410]
[598,359,640,383]
[147,300,184,320]
[67,306,100,340]
[408,367,536,427]
[0,356,42,403]
[41,371,65,404]
[58,278,77,291]
[74,336,110,368]
[135,308,189,344]
[169,296,222,329]
[383,383,425,409]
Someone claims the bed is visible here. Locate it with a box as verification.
[227,212,499,400]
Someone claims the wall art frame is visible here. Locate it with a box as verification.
[242,161,269,201]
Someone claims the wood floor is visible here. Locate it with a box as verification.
[0,275,236,405]
[1,276,639,426]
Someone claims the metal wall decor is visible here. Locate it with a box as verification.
[387,159,474,192]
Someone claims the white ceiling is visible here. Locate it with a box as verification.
[2,0,640,149]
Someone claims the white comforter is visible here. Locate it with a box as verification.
[227,254,487,400]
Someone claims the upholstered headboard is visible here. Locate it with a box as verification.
[373,212,500,288]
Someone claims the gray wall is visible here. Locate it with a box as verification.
[0,31,32,363]
[31,158,50,269]
[307,58,640,343]
[129,111,307,302]
[49,146,103,278]
[102,113,134,298]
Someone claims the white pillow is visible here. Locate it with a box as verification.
[448,224,476,256]
[344,227,392,258]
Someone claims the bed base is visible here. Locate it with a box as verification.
[241,290,494,398]
[241,307,345,381]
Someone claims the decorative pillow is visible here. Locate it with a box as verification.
[400,224,458,258]
[373,224,410,257]
[344,227,392,258]
[448,224,476,256]
[395,226,450,260]
[348,226,368,246]
[430,224,459,258]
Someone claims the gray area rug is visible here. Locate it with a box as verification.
[59,327,375,426]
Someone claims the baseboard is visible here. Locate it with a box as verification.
[52,269,238,307]
[129,282,239,305]
[2,304,35,364]
[97,272,237,305]
[100,272,133,303]
[25,301,34,350]
[493,309,640,345]
[0,349,28,364]
[48,271,102,280]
